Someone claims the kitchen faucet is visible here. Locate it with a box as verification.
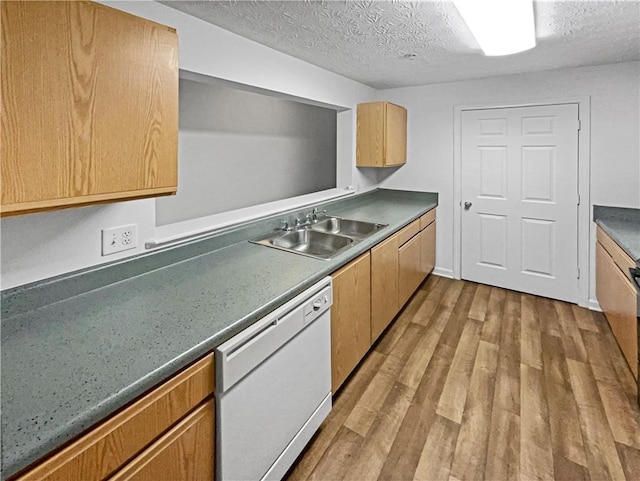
[280,208,327,231]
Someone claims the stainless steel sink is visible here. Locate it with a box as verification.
[309,217,386,238]
[250,216,387,260]
[252,229,354,260]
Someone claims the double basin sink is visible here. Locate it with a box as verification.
[251,216,388,260]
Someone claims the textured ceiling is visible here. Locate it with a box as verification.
[160,0,640,89]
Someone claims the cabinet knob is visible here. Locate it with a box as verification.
[464,202,473,210]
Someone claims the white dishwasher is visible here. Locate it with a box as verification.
[216,277,333,481]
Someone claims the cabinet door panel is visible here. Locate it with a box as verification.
[1,1,178,215]
[385,103,407,166]
[109,400,214,481]
[420,221,436,278]
[398,234,422,307]
[596,242,638,379]
[356,103,385,167]
[371,234,399,343]
[331,252,371,392]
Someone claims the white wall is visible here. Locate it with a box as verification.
[0,0,376,290]
[375,61,640,302]
[156,78,337,226]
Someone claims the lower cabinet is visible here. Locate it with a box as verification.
[596,230,638,380]
[13,355,215,481]
[332,208,437,392]
[398,232,422,307]
[371,235,399,343]
[398,212,436,307]
[110,400,214,481]
[331,252,372,392]
[420,221,436,278]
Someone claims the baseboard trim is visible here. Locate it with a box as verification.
[587,298,602,312]
[433,267,454,279]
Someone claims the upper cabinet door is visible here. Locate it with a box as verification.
[1,1,179,216]
[356,101,407,168]
[384,102,407,166]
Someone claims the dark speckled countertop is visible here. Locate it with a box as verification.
[593,205,640,264]
[1,188,437,480]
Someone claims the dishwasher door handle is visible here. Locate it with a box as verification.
[226,320,278,358]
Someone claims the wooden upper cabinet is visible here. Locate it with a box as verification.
[356,102,407,167]
[1,1,179,216]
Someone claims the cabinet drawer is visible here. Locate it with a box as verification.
[596,242,637,380]
[16,355,215,481]
[419,209,436,231]
[597,226,635,276]
[108,400,214,481]
[397,219,420,246]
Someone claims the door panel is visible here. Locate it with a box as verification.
[521,218,555,277]
[478,213,508,269]
[521,115,555,135]
[522,146,555,202]
[479,147,508,199]
[461,104,579,302]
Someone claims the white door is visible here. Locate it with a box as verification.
[461,104,579,303]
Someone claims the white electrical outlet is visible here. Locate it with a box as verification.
[102,224,138,256]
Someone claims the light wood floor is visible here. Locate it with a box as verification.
[285,276,640,481]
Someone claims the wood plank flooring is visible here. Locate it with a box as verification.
[285,276,640,481]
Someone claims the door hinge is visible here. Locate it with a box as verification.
[577,194,581,206]
[577,267,581,279]
[578,119,581,131]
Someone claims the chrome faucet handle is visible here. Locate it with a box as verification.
[294,218,303,228]
[280,220,291,231]
[311,208,327,220]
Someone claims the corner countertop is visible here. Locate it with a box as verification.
[0,189,437,480]
[593,205,640,264]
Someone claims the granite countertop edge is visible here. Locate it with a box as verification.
[593,204,640,264]
[1,188,438,479]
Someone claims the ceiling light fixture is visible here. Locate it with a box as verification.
[452,0,536,56]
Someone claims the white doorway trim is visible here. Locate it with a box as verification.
[453,97,592,308]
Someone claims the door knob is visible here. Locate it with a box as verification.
[464,201,472,210]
